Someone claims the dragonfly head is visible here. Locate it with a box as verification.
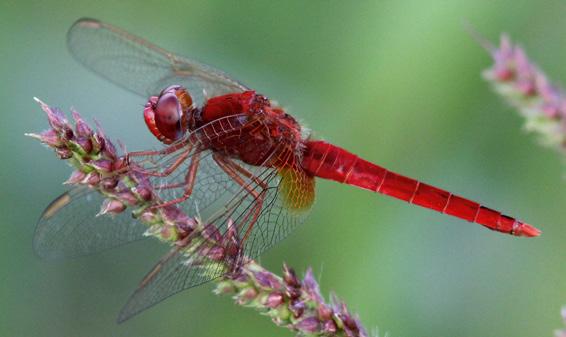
[144,85,194,144]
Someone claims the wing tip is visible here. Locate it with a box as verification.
[116,308,134,324]
[67,18,103,55]
[71,17,102,30]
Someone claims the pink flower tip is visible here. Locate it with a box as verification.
[98,199,126,216]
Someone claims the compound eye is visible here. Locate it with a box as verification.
[143,96,181,144]
[155,93,183,142]
[143,86,193,144]
[156,93,181,123]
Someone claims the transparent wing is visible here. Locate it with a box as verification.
[67,18,249,104]
[33,186,148,259]
[117,239,227,323]
[118,137,315,322]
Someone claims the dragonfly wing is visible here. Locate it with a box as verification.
[33,186,148,259]
[117,240,227,323]
[67,18,249,104]
[118,141,315,321]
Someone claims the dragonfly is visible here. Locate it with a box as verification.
[34,18,541,323]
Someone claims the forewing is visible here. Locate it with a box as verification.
[67,18,249,104]
[33,186,148,259]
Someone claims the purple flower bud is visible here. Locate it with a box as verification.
[295,316,320,333]
[75,138,93,153]
[117,191,138,205]
[135,186,153,201]
[236,288,257,305]
[318,304,333,321]
[44,105,68,130]
[542,103,560,119]
[283,264,299,288]
[85,172,100,185]
[265,292,284,308]
[303,268,323,302]
[176,216,198,234]
[71,109,93,137]
[92,132,106,154]
[98,198,126,216]
[254,271,282,289]
[202,224,223,242]
[91,159,113,172]
[493,67,514,81]
[224,241,242,259]
[100,178,119,190]
[286,287,300,301]
[162,206,182,221]
[56,148,73,159]
[32,129,62,147]
[289,300,305,318]
[203,245,225,261]
[514,48,533,78]
[341,314,359,333]
[230,272,249,284]
[112,156,128,171]
[515,79,536,96]
[322,319,337,334]
[139,211,155,223]
[536,74,555,100]
[64,170,86,185]
[61,126,74,142]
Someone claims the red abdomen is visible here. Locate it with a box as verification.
[301,140,540,237]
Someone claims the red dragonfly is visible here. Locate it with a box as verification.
[34,18,540,322]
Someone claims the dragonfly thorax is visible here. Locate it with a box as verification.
[196,91,305,167]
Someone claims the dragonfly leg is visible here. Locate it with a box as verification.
[122,137,195,175]
[212,154,266,243]
[136,149,191,177]
[127,138,191,158]
[131,143,195,178]
[150,150,201,209]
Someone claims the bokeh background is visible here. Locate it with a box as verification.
[1,1,565,336]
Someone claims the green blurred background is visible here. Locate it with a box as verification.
[1,1,565,336]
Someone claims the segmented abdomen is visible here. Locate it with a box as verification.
[301,140,540,237]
